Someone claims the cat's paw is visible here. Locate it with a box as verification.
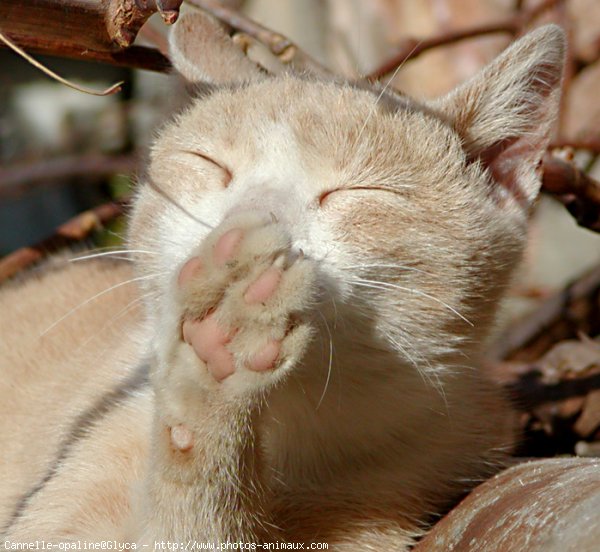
[172,213,317,395]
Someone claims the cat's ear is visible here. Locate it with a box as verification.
[433,25,565,207]
[169,12,264,85]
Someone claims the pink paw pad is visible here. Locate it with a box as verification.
[170,424,193,452]
[244,267,282,304]
[178,257,202,287]
[183,314,235,382]
[249,340,281,371]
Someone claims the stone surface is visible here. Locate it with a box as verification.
[416,457,600,552]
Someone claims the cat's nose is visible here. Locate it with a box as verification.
[226,186,295,226]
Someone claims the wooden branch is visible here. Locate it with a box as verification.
[541,154,600,233]
[487,263,600,362]
[0,153,139,200]
[186,0,332,76]
[368,23,517,80]
[577,43,600,69]
[0,0,332,75]
[542,155,600,200]
[550,139,600,154]
[106,0,182,48]
[0,200,127,284]
[368,0,560,80]
[0,31,125,95]
[0,0,176,72]
[44,44,171,72]
[0,0,182,50]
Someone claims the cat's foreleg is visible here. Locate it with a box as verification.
[133,214,316,543]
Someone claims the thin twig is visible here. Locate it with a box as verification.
[542,155,600,200]
[487,263,600,361]
[0,31,123,96]
[0,153,139,200]
[550,139,600,154]
[368,0,560,80]
[541,154,600,232]
[574,36,600,70]
[185,0,332,76]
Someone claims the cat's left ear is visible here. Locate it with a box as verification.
[433,25,565,207]
[169,11,264,85]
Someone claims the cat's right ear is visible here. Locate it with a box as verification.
[433,25,565,209]
[169,12,264,85]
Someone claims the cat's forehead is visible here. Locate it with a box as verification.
[181,77,436,132]
[171,76,458,176]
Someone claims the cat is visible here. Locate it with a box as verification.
[0,11,564,550]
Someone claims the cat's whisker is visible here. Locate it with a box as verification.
[96,255,135,262]
[328,291,339,331]
[342,263,433,276]
[353,40,423,149]
[382,328,450,421]
[40,273,166,338]
[385,332,420,370]
[69,249,158,263]
[385,327,429,371]
[75,293,151,357]
[315,310,334,411]
[350,278,473,326]
[147,176,214,230]
[76,245,136,253]
[103,228,128,243]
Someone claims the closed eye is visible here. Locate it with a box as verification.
[319,185,402,206]
[319,188,342,206]
[183,151,233,187]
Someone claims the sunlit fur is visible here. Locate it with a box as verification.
[1,13,564,549]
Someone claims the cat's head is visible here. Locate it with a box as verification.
[129,12,564,365]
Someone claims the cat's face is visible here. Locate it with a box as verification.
[129,14,564,366]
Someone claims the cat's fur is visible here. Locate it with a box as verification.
[0,12,564,550]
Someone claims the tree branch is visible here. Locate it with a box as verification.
[550,139,600,154]
[0,153,140,200]
[0,200,127,283]
[541,154,600,233]
[106,0,182,48]
[0,0,176,72]
[185,0,332,76]
[367,0,561,80]
[487,263,600,362]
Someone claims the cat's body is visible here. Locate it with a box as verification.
[0,14,564,549]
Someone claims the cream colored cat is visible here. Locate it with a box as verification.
[0,12,564,550]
